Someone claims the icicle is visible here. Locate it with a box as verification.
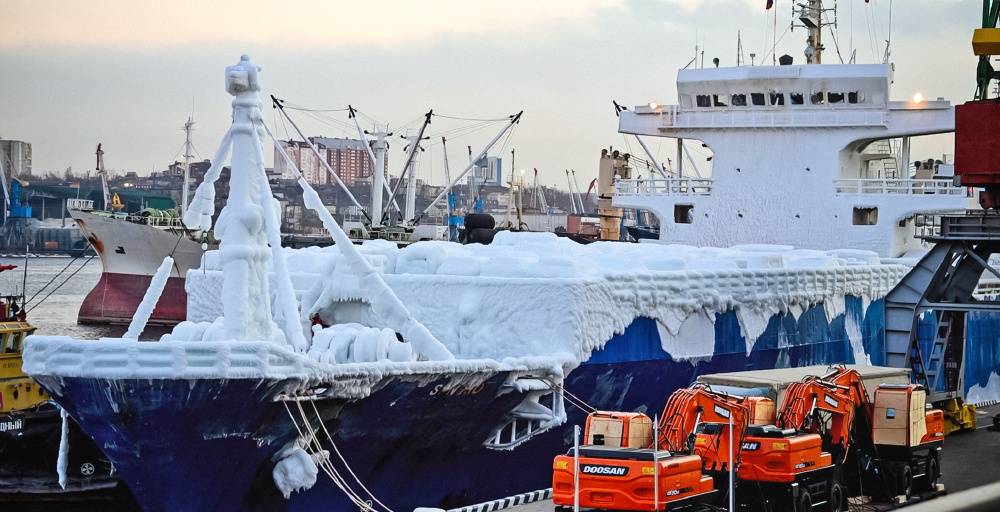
[183,127,234,231]
[57,408,69,489]
[124,256,174,340]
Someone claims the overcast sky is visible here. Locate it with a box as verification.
[0,0,976,191]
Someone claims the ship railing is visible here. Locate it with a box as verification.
[653,105,888,128]
[834,178,965,196]
[66,198,95,210]
[124,214,186,228]
[615,178,713,196]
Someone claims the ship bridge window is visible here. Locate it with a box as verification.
[853,207,878,226]
[828,92,845,104]
[751,93,766,106]
[713,94,729,107]
[790,93,804,105]
[674,204,694,224]
[3,332,20,353]
[731,94,747,107]
[769,92,785,106]
[811,92,826,105]
[848,91,865,104]
[696,95,711,107]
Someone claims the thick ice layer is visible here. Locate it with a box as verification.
[22,335,567,401]
[185,232,907,365]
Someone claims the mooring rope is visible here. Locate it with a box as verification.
[308,400,396,512]
[281,399,386,512]
[543,378,596,414]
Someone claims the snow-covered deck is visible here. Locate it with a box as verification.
[183,233,909,363]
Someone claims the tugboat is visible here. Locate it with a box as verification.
[0,264,135,508]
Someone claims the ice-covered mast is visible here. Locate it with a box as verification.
[217,56,276,341]
[181,55,304,347]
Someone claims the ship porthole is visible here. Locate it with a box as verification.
[12,389,18,399]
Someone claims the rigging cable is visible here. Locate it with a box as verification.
[281,400,384,512]
[542,377,596,414]
[25,254,96,313]
[308,400,397,512]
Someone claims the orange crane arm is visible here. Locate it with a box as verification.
[583,178,598,202]
[776,369,868,461]
[657,384,751,454]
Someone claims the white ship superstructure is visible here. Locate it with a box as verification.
[617,63,967,257]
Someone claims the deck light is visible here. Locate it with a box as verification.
[648,101,659,110]
[913,93,924,104]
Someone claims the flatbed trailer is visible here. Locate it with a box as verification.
[696,365,910,405]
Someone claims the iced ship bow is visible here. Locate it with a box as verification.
[23,55,565,512]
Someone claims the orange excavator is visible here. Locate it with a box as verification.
[780,366,945,503]
[553,367,946,512]
[552,383,771,511]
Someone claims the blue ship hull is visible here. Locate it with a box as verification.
[30,296,1000,511]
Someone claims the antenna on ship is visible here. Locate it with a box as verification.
[96,144,111,211]
[181,117,194,217]
[793,0,844,65]
[737,31,744,66]
[882,0,894,64]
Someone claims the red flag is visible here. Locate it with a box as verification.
[766,0,774,9]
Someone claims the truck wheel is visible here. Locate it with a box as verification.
[796,489,813,512]
[826,481,844,512]
[896,464,913,499]
[921,457,939,492]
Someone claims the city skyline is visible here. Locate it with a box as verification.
[0,0,977,191]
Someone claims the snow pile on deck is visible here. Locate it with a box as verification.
[185,232,908,365]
